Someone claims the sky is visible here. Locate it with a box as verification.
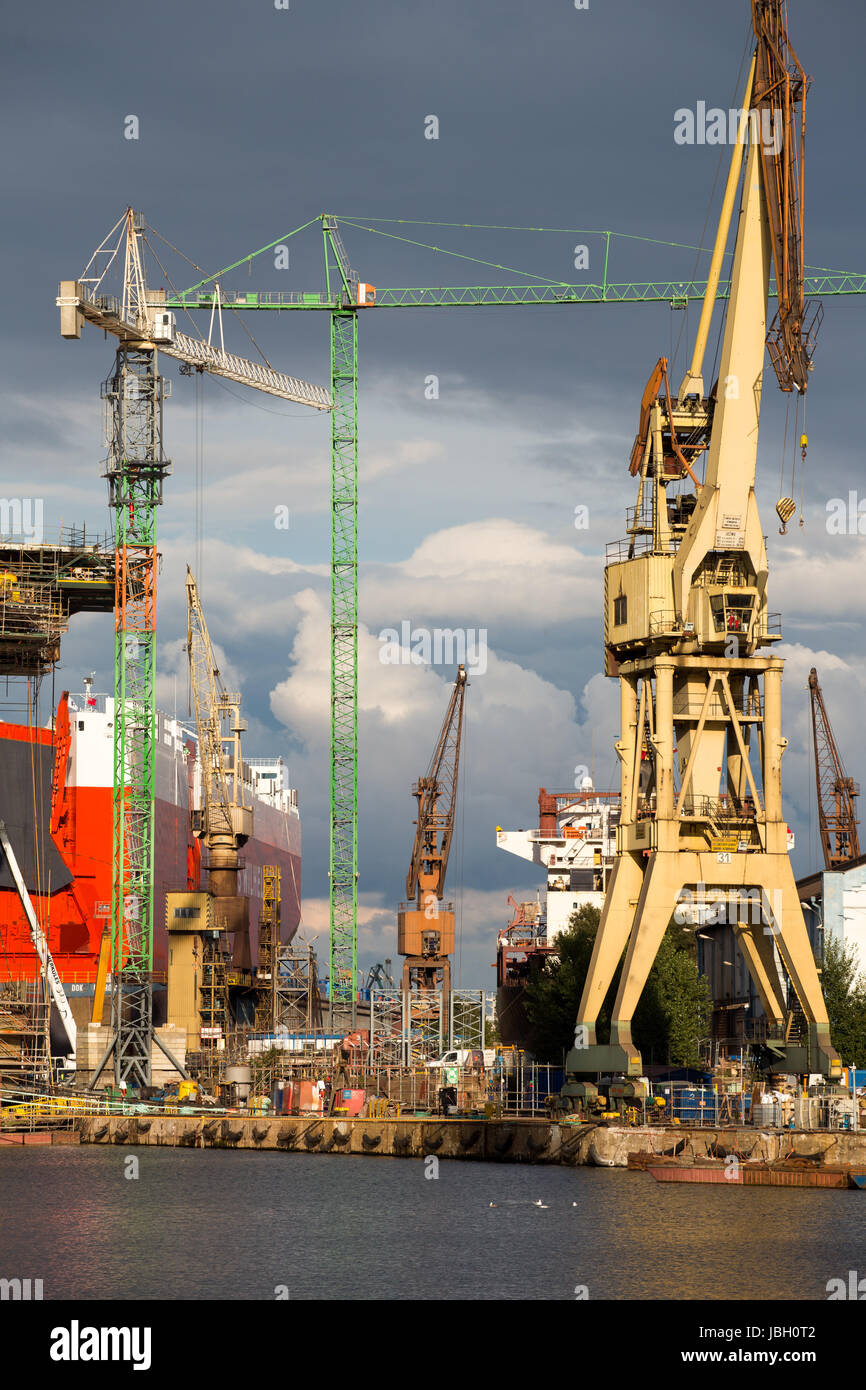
[2,0,866,990]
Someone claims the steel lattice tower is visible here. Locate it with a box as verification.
[325,215,360,1021]
[102,345,170,1086]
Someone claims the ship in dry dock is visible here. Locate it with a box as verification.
[0,678,301,1026]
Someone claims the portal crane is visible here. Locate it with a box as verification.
[185,567,254,964]
[398,666,468,1004]
[564,0,841,1090]
[808,668,860,869]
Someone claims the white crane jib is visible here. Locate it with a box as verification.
[57,208,331,410]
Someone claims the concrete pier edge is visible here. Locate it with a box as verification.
[70,1115,866,1167]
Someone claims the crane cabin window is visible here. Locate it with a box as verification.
[613,595,627,627]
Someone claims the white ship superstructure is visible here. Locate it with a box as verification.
[496,780,620,940]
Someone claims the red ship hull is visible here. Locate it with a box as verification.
[0,695,301,989]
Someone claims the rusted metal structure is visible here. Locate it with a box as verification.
[808,668,860,869]
[752,0,821,394]
[398,665,467,1005]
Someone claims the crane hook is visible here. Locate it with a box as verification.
[776,497,796,534]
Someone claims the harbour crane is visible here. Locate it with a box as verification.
[59,209,328,1086]
[808,668,860,869]
[162,571,255,1056]
[398,666,468,1005]
[563,0,842,1092]
[185,566,254,965]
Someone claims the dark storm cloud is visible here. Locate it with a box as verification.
[3,0,865,984]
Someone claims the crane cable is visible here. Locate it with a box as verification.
[195,370,205,591]
[455,690,468,990]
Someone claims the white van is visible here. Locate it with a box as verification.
[427,1049,474,1070]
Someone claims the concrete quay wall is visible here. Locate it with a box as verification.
[74,1115,866,1167]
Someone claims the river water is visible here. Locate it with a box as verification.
[1,1147,862,1300]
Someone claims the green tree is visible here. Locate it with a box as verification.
[524,904,609,1063]
[635,928,711,1067]
[821,936,866,1067]
[525,907,710,1066]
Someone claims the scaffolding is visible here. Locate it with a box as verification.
[370,988,405,1067]
[0,981,51,1085]
[449,989,485,1055]
[274,938,323,1037]
[0,533,115,677]
[255,866,280,1031]
[370,988,445,1066]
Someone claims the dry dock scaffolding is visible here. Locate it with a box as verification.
[0,531,115,679]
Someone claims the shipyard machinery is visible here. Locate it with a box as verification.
[563,0,842,1093]
[165,569,256,1053]
[59,209,328,1086]
[808,669,860,870]
[398,666,468,1004]
[185,566,254,957]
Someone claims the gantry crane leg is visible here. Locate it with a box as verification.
[573,853,645,1049]
[733,921,787,1029]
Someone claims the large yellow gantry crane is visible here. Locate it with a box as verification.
[564,0,841,1090]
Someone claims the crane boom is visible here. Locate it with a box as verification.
[185,567,253,961]
[405,666,467,904]
[808,668,860,869]
[57,283,331,409]
[752,0,820,392]
[185,567,239,847]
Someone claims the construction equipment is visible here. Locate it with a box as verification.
[808,668,860,869]
[164,571,254,1055]
[563,0,841,1091]
[0,820,76,1056]
[59,210,328,1086]
[185,566,253,960]
[365,959,395,992]
[398,666,468,1005]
